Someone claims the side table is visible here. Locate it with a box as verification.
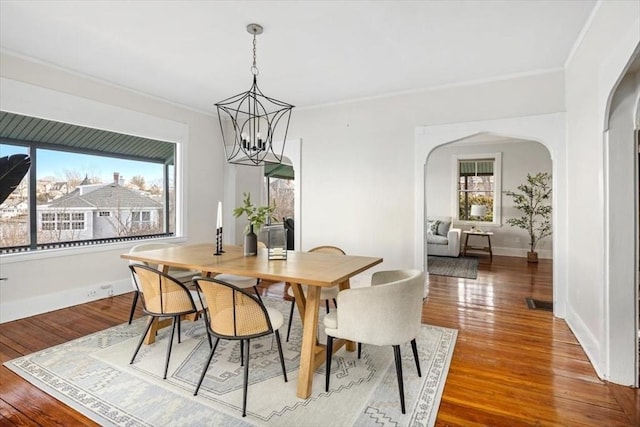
[462,230,494,262]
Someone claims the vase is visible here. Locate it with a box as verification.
[527,251,538,263]
[244,224,258,256]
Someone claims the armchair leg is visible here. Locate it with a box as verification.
[286,299,295,342]
[242,339,251,417]
[274,330,288,382]
[128,291,139,324]
[325,299,330,314]
[164,316,178,379]
[130,316,155,364]
[252,285,263,303]
[393,345,406,414]
[357,342,362,359]
[194,337,219,395]
[325,335,334,392]
[411,338,422,377]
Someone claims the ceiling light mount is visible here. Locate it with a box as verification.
[215,23,294,166]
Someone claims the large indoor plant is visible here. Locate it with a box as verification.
[503,172,552,263]
[233,192,276,256]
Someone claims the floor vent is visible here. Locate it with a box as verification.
[525,297,553,312]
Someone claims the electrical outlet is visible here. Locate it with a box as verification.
[87,290,97,297]
[101,284,114,298]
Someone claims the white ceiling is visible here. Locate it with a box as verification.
[0,1,597,114]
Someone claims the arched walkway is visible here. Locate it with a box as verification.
[414,113,567,315]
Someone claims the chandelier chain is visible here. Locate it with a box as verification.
[252,32,258,75]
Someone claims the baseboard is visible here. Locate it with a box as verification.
[492,247,552,259]
[0,279,132,323]
[564,303,606,381]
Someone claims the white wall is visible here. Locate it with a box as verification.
[606,66,640,386]
[565,0,640,385]
[0,53,223,322]
[286,72,564,289]
[426,139,552,258]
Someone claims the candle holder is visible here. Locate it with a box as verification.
[265,224,287,260]
[214,227,224,255]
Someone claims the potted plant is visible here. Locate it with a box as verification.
[503,172,552,263]
[233,192,276,256]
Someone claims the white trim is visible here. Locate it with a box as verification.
[564,1,602,69]
[451,152,502,226]
[415,112,566,317]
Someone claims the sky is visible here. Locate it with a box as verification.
[1,144,164,185]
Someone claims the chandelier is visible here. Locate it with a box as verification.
[215,24,294,166]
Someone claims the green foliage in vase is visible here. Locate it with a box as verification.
[503,172,552,253]
[233,192,277,233]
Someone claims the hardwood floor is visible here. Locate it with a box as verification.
[1,255,638,425]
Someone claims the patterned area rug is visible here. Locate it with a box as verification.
[5,298,457,427]
[427,256,479,279]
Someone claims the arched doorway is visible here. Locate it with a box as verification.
[226,138,302,251]
[604,52,639,386]
[425,133,552,260]
[414,113,567,314]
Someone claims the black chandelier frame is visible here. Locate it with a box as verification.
[215,24,294,166]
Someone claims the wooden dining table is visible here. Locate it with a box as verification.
[121,243,382,399]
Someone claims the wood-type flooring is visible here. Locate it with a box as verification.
[1,255,638,425]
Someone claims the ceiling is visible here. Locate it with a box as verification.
[0,1,597,114]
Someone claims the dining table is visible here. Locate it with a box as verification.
[121,243,382,399]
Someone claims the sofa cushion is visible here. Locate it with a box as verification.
[437,220,451,236]
[426,234,449,245]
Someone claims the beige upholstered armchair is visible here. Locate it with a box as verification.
[426,217,461,257]
[324,269,424,414]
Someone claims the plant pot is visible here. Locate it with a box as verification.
[527,251,538,263]
[244,224,258,256]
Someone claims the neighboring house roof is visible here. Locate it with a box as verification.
[44,183,162,210]
[50,182,68,190]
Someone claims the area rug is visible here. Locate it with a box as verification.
[5,298,457,427]
[427,255,479,279]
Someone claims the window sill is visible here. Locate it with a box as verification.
[0,236,188,265]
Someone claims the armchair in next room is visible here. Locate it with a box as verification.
[426,217,461,257]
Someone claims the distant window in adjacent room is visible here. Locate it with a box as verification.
[455,153,502,224]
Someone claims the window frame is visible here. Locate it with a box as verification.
[451,152,502,226]
[0,79,189,264]
[1,135,178,254]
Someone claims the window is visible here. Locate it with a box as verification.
[0,111,178,253]
[455,154,502,224]
[132,211,151,223]
[0,144,30,248]
[40,212,85,231]
[264,163,294,222]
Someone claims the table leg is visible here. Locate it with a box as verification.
[463,234,469,257]
[296,285,321,399]
[290,282,306,326]
[487,235,493,263]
